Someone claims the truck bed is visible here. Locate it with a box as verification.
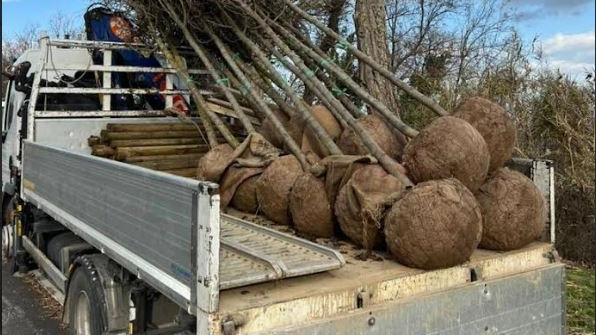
[22,117,559,334]
[216,239,558,334]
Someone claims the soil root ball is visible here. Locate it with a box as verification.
[290,173,334,238]
[196,144,234,182]
[335,164,405,249]
[454,97,517,171]
[476,168,546,250]
[302,105,343,157]
[219,165,261,211]
[338,114,403,160]
[255,155,303,225]
[231,174,260,213]
[403,116,489,192]
[384,178,482,270]
[258,109,290,149]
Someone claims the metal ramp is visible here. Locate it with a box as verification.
[219,214,345,289]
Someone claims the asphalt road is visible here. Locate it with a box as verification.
[2,262,65,335]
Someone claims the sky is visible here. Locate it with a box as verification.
[510,0,595,77]
[1,0,595,78]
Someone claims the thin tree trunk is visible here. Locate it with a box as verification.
[158,0,256,133]
[154,38,220,147]
[202,24,310,170]
[220,10,343,156]
[269,19,419,138]
[281,0,448,116]
[303,0,347,104]
[232,2,411,183]
[279,20,363,119]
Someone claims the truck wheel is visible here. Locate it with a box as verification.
[2,195,17,226]
[67,257,107,335]
[2,221,17,273]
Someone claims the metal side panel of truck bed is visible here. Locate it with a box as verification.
[21,140,220,316]
[255,264,565,335]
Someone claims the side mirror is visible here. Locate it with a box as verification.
[2,131,7,143]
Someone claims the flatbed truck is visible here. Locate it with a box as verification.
[1,35,564,335]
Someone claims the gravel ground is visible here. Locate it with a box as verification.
[2,262,65,335]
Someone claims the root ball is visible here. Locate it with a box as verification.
[255,155,303,225]
[335,165,405,249]
[231,175,260,213]
[289,173,334,238]
[302,105,343,157]
[476,168,546,250]
[196,144,234,182]
[258,109,290,149]
[338,114,403,160]
[454,97,516,171]
[403,116,489,192]
[384,178,482,270]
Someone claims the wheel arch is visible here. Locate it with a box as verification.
[63,254,131,333]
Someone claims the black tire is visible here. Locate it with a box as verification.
[67,257,108,335]
[2,222,18,273]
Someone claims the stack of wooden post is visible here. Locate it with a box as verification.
[89,122,244,178]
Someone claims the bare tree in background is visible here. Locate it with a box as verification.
[354,0,401,116]
[2,14,82,94]
[49,11,83,39]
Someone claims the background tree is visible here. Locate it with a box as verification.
[2,12,81,94]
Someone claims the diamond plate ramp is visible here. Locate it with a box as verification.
[219,214,345,290]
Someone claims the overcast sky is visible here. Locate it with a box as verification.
[2,0,594,78]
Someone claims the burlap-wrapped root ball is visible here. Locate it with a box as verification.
[476,168,546,251]
[454,97,517,171]
[302,105,343,157]
[335,165,405,249]
[384,178,482,270]
[255,155,303,225]
[196,144,234,182]
[217,165,259,214]
[403,116,489,192]
[289,173,333,238]
[338,114,404,160]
